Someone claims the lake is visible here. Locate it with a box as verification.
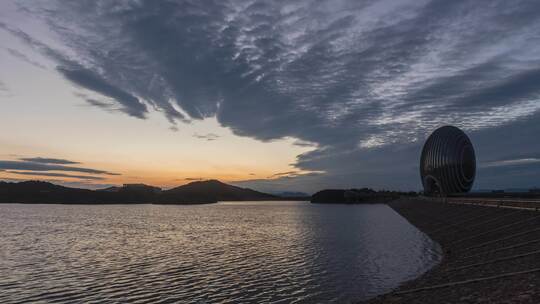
[0,201,441,303]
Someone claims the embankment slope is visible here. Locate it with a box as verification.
[364,198,540,303]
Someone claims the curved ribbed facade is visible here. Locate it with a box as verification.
[420,126,476,195]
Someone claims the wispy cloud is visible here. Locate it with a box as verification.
[0,80,9,94]
[6,171,105,180]
[184,177,204,181]
[75,92,116,111]
[482,158,540,168]
[193,133,220,141]
[270,171,300,178]
[6,48,46,69]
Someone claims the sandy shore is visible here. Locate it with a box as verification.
[363,198,540,304]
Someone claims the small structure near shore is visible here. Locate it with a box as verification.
[420,126,476,196]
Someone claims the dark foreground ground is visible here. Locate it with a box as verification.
[364,198,540,304]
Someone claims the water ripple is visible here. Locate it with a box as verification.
[0,202,440,303]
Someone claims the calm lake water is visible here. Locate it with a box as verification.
[0,201,440,303]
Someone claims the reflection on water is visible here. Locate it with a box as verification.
[0,202,440,303]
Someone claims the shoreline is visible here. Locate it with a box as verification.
[0,199,309,205]
[363,198,540,304]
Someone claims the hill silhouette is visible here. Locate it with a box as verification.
[159,180,276,203]
[0,180,277,204]
[0,181,111,204]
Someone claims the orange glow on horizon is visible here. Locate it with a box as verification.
[0,126,316,189]
[0,169,301,189]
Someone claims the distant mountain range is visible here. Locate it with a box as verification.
[0,180,279,204]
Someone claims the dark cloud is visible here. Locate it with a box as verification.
[5,1,540,191]
[57,67,148,119]
[184,177,203,181]
[6,171,105,180]
[19,157,80,165]
[0,160,119,176]
[193,133,220,141]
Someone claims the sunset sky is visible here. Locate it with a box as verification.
[1,1,540,193]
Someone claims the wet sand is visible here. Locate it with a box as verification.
[364,198,540,304]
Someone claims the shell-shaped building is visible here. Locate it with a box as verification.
[420,126,476,196]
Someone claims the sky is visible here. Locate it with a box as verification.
[1,0,540,193]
